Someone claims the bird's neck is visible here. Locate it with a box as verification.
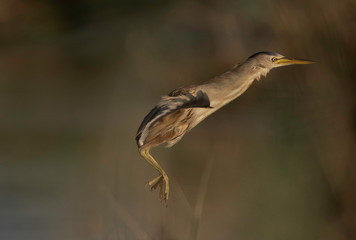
[233,62,270,82]
[202,64,270,108]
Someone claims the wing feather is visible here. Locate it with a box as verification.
[136,89,211,148]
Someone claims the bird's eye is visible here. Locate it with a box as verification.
[272,57,278,62]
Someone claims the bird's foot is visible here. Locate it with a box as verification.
[146,174,169,202]
[146,175,163,191]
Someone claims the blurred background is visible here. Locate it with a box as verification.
[0,0,355,239]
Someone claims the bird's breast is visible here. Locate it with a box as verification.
[188,107,218,130]
[208,78,255,108]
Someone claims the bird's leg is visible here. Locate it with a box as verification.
[140,148,169,201]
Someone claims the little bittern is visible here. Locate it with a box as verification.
[136,51,313,201]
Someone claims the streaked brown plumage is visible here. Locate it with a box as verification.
[136,51,313,201]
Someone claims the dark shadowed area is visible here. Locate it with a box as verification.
[1,0,355,239]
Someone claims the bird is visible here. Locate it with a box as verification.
[136,51,313,201]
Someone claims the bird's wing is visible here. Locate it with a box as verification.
[136,89,211,148]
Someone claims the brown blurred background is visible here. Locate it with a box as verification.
[1,0,355,239]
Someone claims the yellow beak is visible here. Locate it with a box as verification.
[275,58,314,66]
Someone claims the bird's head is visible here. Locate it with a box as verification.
[246,51,313,70]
